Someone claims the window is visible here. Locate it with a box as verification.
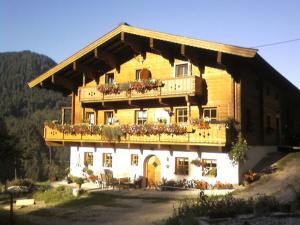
[103,153,112,167]
[85,112,95,125]
[135,69,141,80]
[105,73,114,84]
[203,108,217,122]
[131,154,139,166]
[135,110,147,125]
[104,111,114,125]
[175,157,189,175]
[84,152,93,166]
[202,159,217,177]
[176,108,188,123]
[175,63,189,77]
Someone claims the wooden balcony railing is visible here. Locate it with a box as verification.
[79,76,203,103]
[44,123,228,147]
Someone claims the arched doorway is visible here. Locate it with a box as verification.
[144,155,161,187]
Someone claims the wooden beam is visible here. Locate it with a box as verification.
[217,51,222,64]
[94,48,120,72]
[149,38,174,65]
[121,32,146,59]
[72,61,97,81]
[158,98,169,106]
[181,44,204,72]
[51,74,75,91]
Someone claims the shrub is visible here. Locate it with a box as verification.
[244,170,260,184]
[253,195,280,215]
[195,180,208,190]
[73,177,84,185]
[214,181,233,189]
[33,186,74,204]
[7,178,33,189]
[48,163,67,181]
[191,159,202,167]
[86,169,94,176]
[229,133,248,165]
[88,175,98,183]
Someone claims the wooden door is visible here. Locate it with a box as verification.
[146,156,161,187]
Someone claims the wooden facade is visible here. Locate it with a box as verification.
[29,24,300,150]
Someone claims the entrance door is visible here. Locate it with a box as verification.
[145,155,161,187]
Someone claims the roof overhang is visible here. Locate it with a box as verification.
[28,24,258,94]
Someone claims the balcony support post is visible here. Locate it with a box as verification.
[186,95,191,125]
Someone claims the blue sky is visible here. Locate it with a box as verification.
[1,0,300,88]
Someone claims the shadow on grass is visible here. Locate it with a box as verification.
[28,191,172,220]
[0,209,38,225]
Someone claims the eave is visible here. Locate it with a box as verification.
[28,23,258,94]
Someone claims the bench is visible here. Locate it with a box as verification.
[16,199,35,206]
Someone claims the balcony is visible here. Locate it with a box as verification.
[79,76,204,103]
[44,123,228,148]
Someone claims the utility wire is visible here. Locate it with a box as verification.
[251,38,300,48]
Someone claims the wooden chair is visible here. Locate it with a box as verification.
[104,169,116,189]
[98,173,107,189]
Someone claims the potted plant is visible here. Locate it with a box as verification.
[73,177,84,189]
[191,159,202,167]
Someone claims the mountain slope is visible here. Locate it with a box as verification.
[0,51,70,181]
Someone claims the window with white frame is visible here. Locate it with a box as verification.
[84,152,93,166]
[203,108,217,122]
[202,159,217,177]
[103,153,112,167]
[135,110,147,125]
[175,63,190,77]
[85,112,95,125]
[175,157,189,175]
[131,154,139,166]
[104,111,114,125]
[176,108,188,123]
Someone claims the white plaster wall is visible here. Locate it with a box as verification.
[69,146,240,184]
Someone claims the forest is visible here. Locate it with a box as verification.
[0,51,70,183]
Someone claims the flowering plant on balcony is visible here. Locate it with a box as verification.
[191,118,210,129]
[128,79,163,93]
[121,123,186,136]
[96,79,163,95]
[45,121,189,138]
[97,83,120,95]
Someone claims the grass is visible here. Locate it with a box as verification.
[32,185,75,204]
[275,151,300,170]
[34,180,50,187]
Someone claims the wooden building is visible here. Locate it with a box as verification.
[29,24,300,185]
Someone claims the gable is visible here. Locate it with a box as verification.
[27,24,258,95]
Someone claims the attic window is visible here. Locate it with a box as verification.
[175,63,190,77]
[105,73,114,84]
[136,68,151,80]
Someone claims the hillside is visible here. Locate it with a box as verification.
[235,151,300,203]
[0,51,70,182]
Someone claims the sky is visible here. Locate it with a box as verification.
[1,0,300,88]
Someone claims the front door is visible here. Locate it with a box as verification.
[146,155,161,187]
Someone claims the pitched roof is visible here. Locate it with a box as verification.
[28,24,257,89]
